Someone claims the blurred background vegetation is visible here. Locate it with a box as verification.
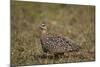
[11,1,95,66]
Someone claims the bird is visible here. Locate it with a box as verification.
[39,23,80,56]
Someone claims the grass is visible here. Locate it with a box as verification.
[11,1,95,66]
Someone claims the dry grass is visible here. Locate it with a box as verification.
[11,1,95,66]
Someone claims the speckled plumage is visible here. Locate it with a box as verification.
[40,23,80,54]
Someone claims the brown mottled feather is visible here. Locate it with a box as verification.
[40,23,80,54]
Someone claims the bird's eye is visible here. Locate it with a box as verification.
[42,24,45,27]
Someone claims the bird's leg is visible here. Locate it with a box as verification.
[45,52,50,64]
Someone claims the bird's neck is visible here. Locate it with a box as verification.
[41,30,47,39]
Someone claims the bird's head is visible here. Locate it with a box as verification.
[40,23,47,33]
